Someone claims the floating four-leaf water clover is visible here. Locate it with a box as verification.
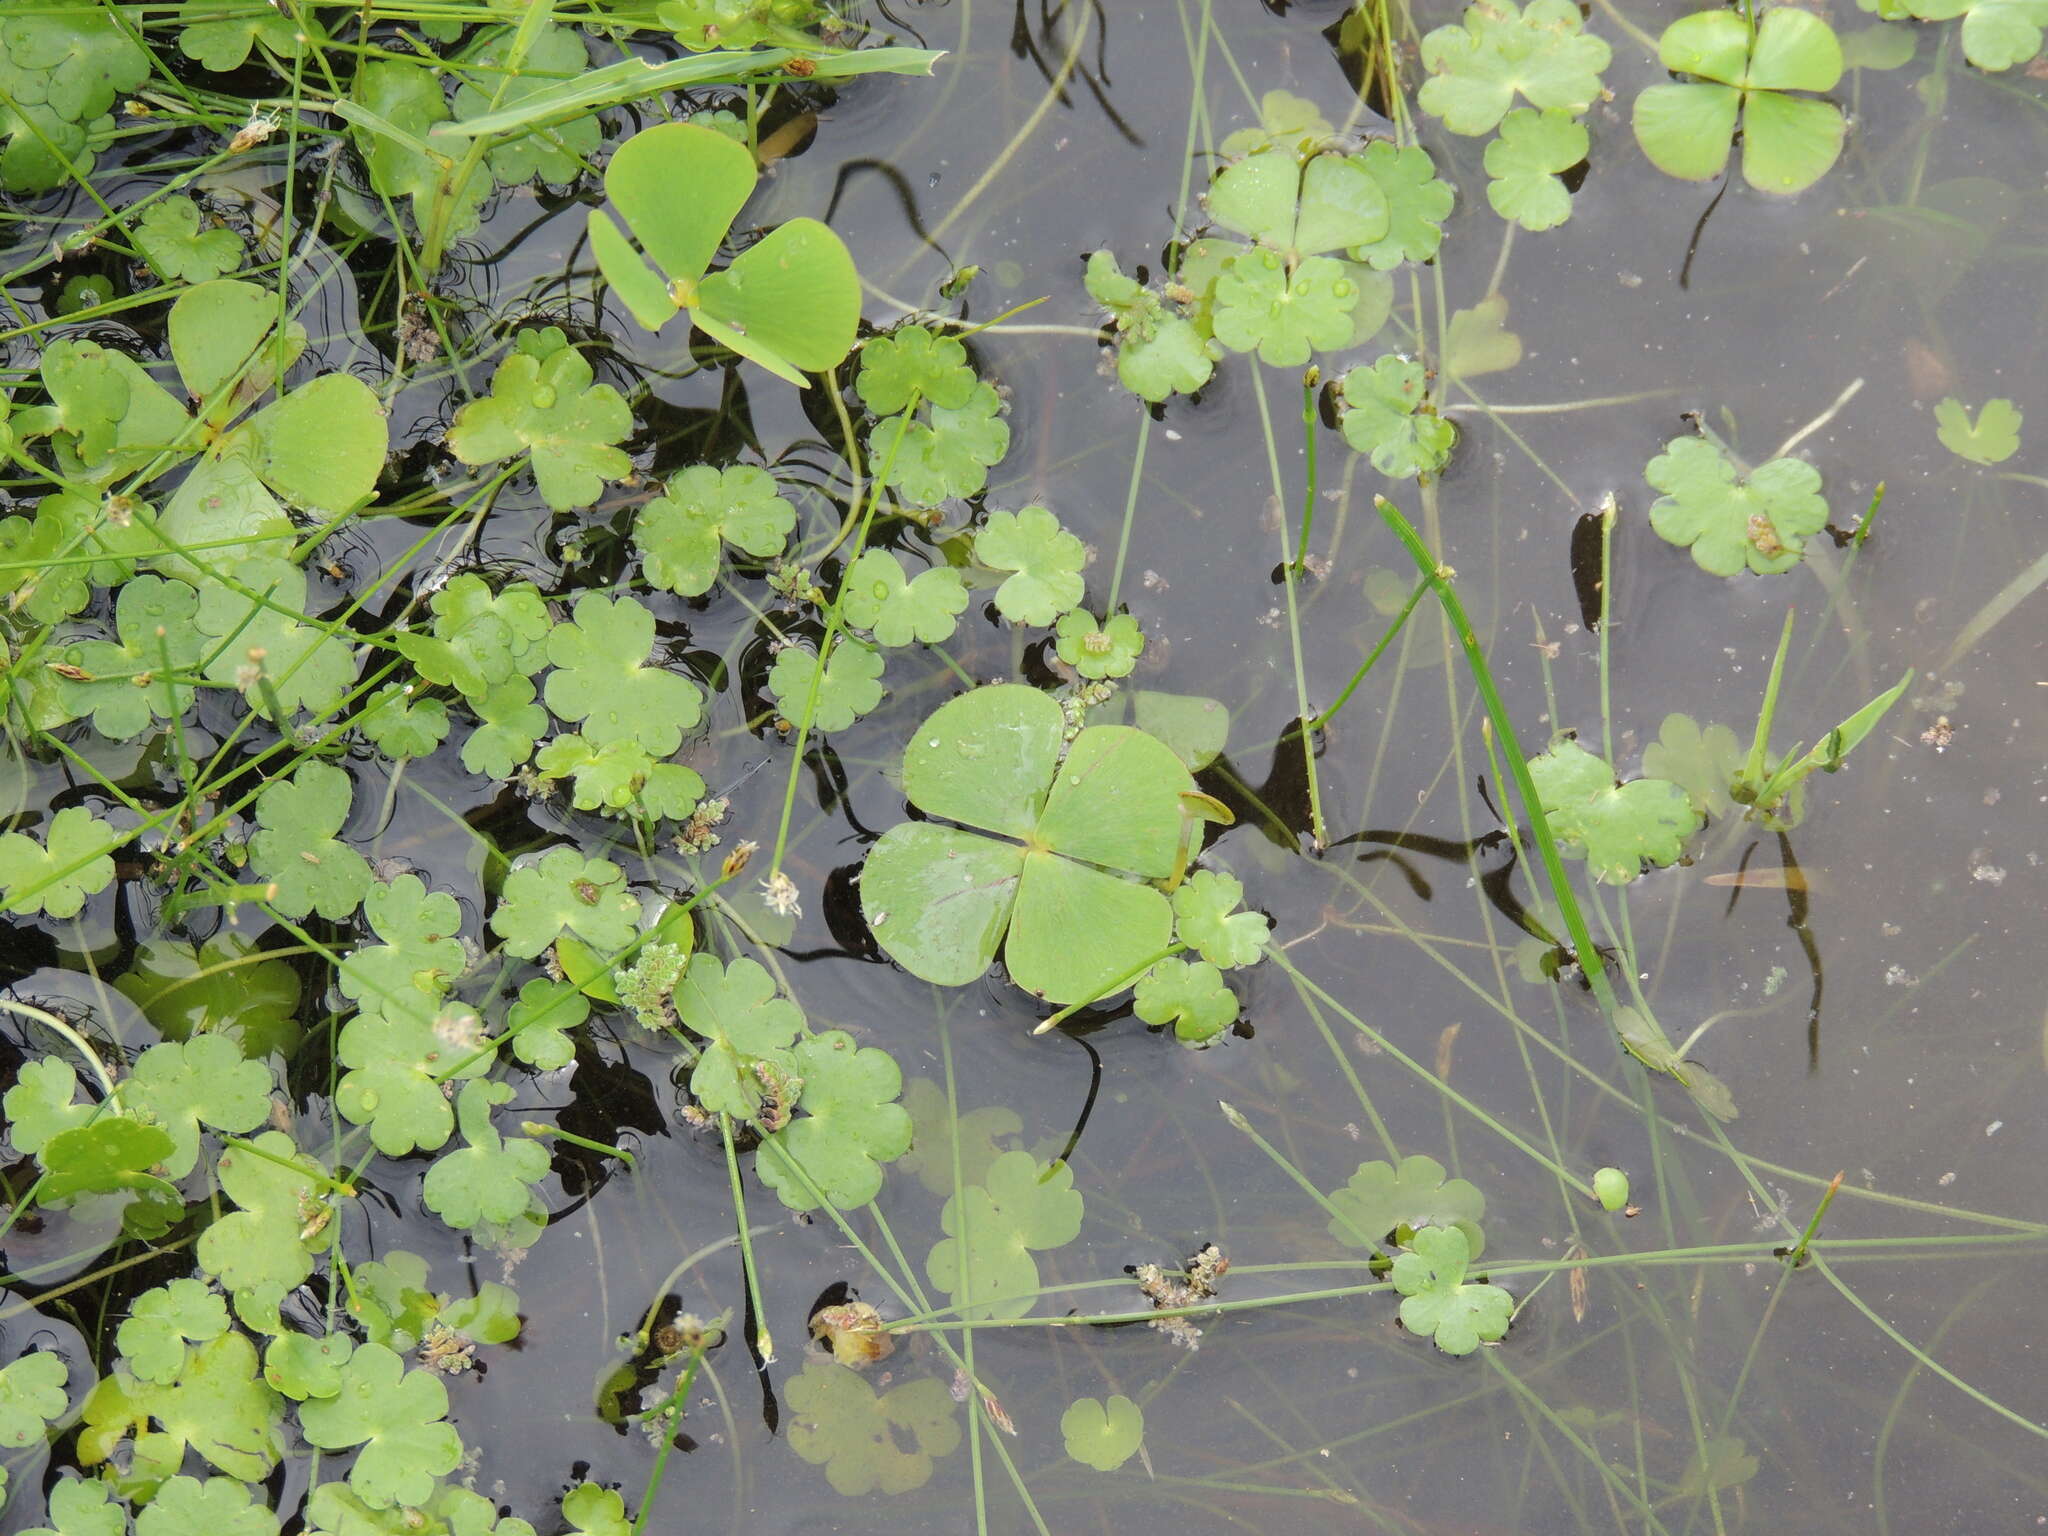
[1391,1226,1513,1355]
[1133,958,1238,1044]
[1935,396,2022,464]
[768,639,885,731]
[840,549,969,645]
[1644,433,1830,575]
[786,1361,961,1495]
[591,121,859,384]
[1528,738,1702,884]
[926,1150,1084,1319]
[1338,355,1457,479]
[634,465,797,597]
[194,556,361,722]
[1055,611,1145,680]
[1419,0,1613,134]
[974,506,1086,625]
[245,760,372,921]
[1324,1153,1488,1254]
[0,806,119,918]
[1633,9,1846,194]
[1062,1394,1144,1471]
[861,685,1201,1004]
[543,593,701,754]
[447,328,633,513]
[1484,108,1589,230]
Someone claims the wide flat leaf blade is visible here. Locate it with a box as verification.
[1034,725,1196,878]
[901,685,1065,839]
[1739,92,1845,194]
[1658,10,1752,81]
[245,374,388,512]
[862,824,1023,986]
[1006,852,1173,1005]
[1206,151,1300,248]
[603,121,754,287]
[695,218,861,375]
[590,210,679,331]
[1745,8,1845,90]
[1632,83,1739,181]
[1292,154,1390,257]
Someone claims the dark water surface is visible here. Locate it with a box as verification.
[5,0,2047,1532]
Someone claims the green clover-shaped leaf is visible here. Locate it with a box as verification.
[1349,142,1456,269]
[868,384,1011,504]
[787,1361,961,1495]
[1133,958,1238,1044]
[37,1116,177,1213]
[1054,610,1145,680]
[194,557,361,722]
[857,325,980,414]
[1640,712,1744,818]
[453,23,598,186]
[20,1475,122,1536]
[1339,355,1457,479]
[3,1057,91,1155]
[1645,434,1829,576]
[396,573,550,699]
[1632,9,1845,194]
[1208,150,1390,257]
[1528,738,1702,884]
[1420,0,1612,135]
[841,548,970,645]
[115,934,300,1058]
[676,955,804,1118]
[1170,870,1269,968]
[1061,1394,1144,1471]
[447,332,632,512]
[1325,1153,1488,1255]
[338,875,466,1015]
[195,1130,329,1329]
[461,676,549,779]
[246,760,372,921]
[1484,108,1588,231]
[1391,1225,1513,1354]
[756,1029,913,1210]
[768,638,885,731]
[334,1002,487,1157]
[559,1483,632,1536]
[897,1078,1023,1196]
[134,1474,280,1536]
[352,60,485,236]
[118,1280,231,1385]
[1220,89,1334,157]
[298,1342,463,1509]
[0,805,118,918]
[1908,0,2047,70]
[122,1034,273,1178]
[78,1330,283,1483]
[491,846,642,958]
[422,1080,551,1231]
[52,574,205,741]
[1934,396,2022,465]
[926,1149,1084,1319]
[133,197,243,283]
[263,1330,352,1400]
[975,505,1086,626]
[0,487,159,624]
[634,464,797,597]
[861,685,1196,1003]
[0,1351,68,1449]
[357,684,450,761]
[534,735,705,821]
[1084,251,1218,403]
[506,977,589,1071]
[1211,249,1360,366]
[544,593,702,754]
[0,8,149,194]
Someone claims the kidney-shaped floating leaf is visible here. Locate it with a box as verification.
[590,121,859,384]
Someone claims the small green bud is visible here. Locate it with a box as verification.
[1593,1166,1630,1212]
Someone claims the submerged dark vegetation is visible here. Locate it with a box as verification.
[0,0,2042,1532]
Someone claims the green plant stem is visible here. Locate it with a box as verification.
[1295,369,1319,572]
[522,1123,634,1167]
[718,1112,774,1364]
[1249,365,1326,848]
[1106,405,1153,613]
[0,999,117,1098]
[1784,1169,1845,1268]
[1307,575,1428,734]
[1031,944,1183,1035]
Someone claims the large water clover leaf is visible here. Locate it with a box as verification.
[1645,434,1829,575]
[1633,9,1846,194]
[298,1343,463,1509]
[1325,1153,1488,1255]
[0,5,150,194]
[1484,108,1589,231]
[634,464,796,597]
[860,685,1200,1004]
[491,846,642,958]
[447,329,632,512]
[121,1034,273,1178]
[974,506,1086,626]
[768,638,885,731]
[1392,1226,1513,1354]
[1934,396,2022,464]
[544,593,702,754]
[52,574,205,741]
[0,1351,67,1449]
[0,806,119,918]
[926,1150,1084,1319]
[194,1130,329,1329]
[756,1030,913,1211]
[246,760,372,921]
[869,384,1011,505]
[1171,870,1270,968]
[1338,355,1457,479]
[591,121,859,384]
[786,1361,961,1496]
[675,955,803,1118]
[117,1280,231,1385]
[1903,0,2048,68]
[1062,1394,1144,1471]
[1419,0,1613,135]
[1082,251,1216,403]
[80,1331,283,1485]
[841,549,969,646]
[1528,738,1702,884]
[1133,957,1238,1044]
[133,1474,280,1536]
